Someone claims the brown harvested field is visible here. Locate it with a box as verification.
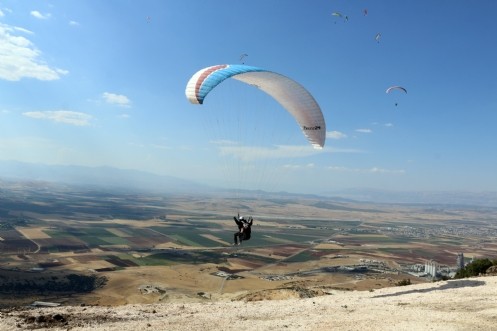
[66,258,116,271]
[105,228,131,237]
[85,264,229,305]
[106,218,164,228]
[200,234,230,246]
[16,226,51,239]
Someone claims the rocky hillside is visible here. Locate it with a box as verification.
[1,276,496,330]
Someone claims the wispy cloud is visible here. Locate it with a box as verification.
[355,128,372,133]
[0,7,13,16]
[283,163,315,169]
[327,130,347,139]
[0,23,68,81]
[210,139,238,146]
[384,123,393,127]
[13,26,33,34]
[328,166,405,174]
[215,143,361,161]
[218,144,321,161]
[69,21,80,26]
[102,92,131,107]
[30,10,51,20]
[23,110,93,126]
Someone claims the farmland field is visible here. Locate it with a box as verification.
[1,182,497,306]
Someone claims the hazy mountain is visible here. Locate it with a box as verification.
[0,160,211,194]
[1,161,495,207]
[323,188,497,208]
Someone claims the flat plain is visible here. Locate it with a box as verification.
[1,181,496,307]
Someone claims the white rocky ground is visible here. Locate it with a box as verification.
[1,276,496,331]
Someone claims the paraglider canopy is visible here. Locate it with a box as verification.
[386,86,407,107]
[386,86,407,94]
[185,64,326,149]
[239,53,248,64]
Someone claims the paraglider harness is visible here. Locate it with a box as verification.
[233,215,253,244]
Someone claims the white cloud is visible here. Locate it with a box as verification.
[30,11,51,20]
[210,139,238,146]
[13,26,34,34]
[0,23,68,81]
[215,143,361,162]
[0,7,12,16]
[218,144,321,161]
[284,163,315,169]
[102,92,131,107]
[328,166,405,174]
[327,130,347,139]
[369,167,405,174]
[23,110,93,126]
[69,21,80,26]
[355,128,372,133]
[385,123,393,127]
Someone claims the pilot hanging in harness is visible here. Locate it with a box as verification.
[233,214,253,245]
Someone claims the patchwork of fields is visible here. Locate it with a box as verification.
[1,183,497,306]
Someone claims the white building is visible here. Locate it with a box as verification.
[456,253,465,270]
[425,260,437,277]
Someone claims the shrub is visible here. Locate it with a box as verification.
[455,258,494,279]
[396,278,411,286]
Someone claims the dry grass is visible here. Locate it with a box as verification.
[2,276,496,330]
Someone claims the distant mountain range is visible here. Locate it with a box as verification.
[0,160,211,194]
[0,160,496,207]
[322,188,497,208]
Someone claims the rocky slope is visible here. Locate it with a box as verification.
[1,276,496,331]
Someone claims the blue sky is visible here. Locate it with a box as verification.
[0,1,496,194]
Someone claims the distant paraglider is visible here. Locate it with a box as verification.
[386,86,407,106]
[386,86,407,94]
[332,12,348,23]
[239,53,248,64]
[375,33,382,43]
[363,9,368,16]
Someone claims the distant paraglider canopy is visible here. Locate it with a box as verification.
[185,64,326,149]
[239,53,248,64]
[332,12,348,23]
[375,33,382,43]
[386,86,407,106]
[386,86,407,94]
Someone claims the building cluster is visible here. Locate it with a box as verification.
[378,225,497,239]
[404,253,466,279]
[260,275,294,281]
[424,260,437,277]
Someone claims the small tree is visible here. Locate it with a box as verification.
[396,278,411,286]
[454,258,493,279]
